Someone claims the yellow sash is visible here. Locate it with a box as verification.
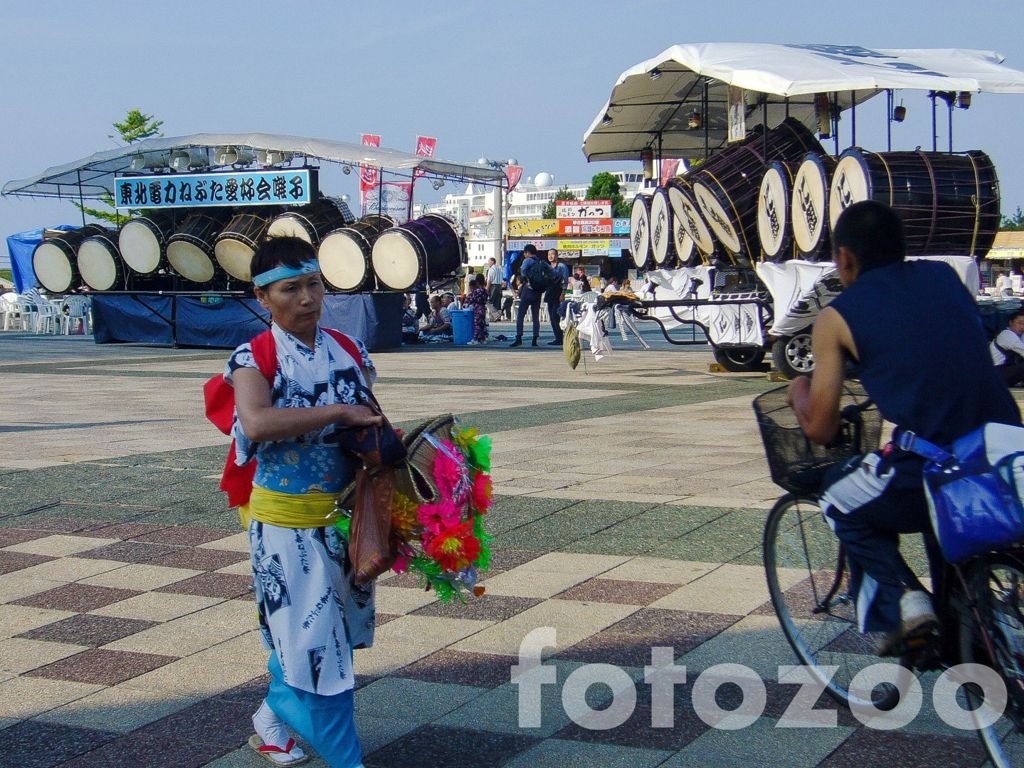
[239,485,340,529]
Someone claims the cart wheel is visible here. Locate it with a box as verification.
[772,332,815,379]
[713,345,766,372]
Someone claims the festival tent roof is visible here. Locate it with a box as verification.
[2,133,505,200]
[582,44,1024,162]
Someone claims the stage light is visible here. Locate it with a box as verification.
[342,163,352,175]
[129,151,170,172]
[432,179,445,190]
[257,149,293,167]
[893,101,907,123]
[687,110,702,130]
[601,112,613,127]
[957,91,972,109]
[214,146,238,165]
[649,67,662,81]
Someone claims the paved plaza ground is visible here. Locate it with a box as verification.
[0,325,1015,767]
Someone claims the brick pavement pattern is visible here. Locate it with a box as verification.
[0,332,1008,767]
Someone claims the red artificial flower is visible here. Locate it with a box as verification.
[424,519,481,573]
[471,471,493,512]
[416,499,460,536]
[434,441,471,506]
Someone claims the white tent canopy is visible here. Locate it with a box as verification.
[2,132,505,200]
[582,43,1024,162]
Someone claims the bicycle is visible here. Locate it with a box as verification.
[754,383,1024,766]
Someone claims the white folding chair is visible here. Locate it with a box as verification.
[26,289,58,334]
[7,294,37,331]
[60,295,92,335]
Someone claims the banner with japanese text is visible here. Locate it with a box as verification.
[413,135,437,180]
[359,134,382,212]
[660,159,682,186]
[113,169,315,210]
[505,164,523,192]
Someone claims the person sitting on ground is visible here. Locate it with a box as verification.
[419,295,452,339]
[788,200,1021,657]
[991,309,1024,387]
[602,275,621,294]
[401,294,419,345]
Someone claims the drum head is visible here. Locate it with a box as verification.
[792,155,831,255]
[758,164,792,259]
[829,150,871,230]
[167,241,217,283]
[630,195,652,268]
[650,189,674,266]
[214,239,255,281]
[694,181,742,254]
[667,183,716,256]
[78,236,121,291]
[673,216,696,266]
[266,215,314,243]
[372,229,421,291]
[319,230,370,291]
[119,218,164,274]
[33,242,76,293]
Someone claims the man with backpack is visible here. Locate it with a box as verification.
[510,244,543,347]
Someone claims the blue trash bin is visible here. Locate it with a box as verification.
[450,309,474,345]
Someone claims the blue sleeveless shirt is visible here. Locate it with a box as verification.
[829,260,1019,446]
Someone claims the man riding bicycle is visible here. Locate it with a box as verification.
[787,200,1021,656]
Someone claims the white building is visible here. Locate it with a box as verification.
[417,170,645,268]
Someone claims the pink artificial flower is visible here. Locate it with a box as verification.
[416,499,460,535]
[434,441,471,506]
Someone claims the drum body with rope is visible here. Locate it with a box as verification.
[791,152,836,260]
[214,212,271,281]
[829,148,1000,257]
[166,210,231,286]
[757,160,800,262]
[77,231,124,291]
[691,118,822,263]
[118,211,176,276]
[629,193,653,269]
[32,225,106,293]
[371,214,464,291]
[318,214,394,292]
[650,187,677,269]
[266,198,348,246]
[666,176,717,262]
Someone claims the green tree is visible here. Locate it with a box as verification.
[73,109,164,225]
[541,186,579,218]
[586,171,630,218]
[1002,207,1024,231]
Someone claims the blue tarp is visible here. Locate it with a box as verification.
[91,293,403,350]
[5,225,75,293]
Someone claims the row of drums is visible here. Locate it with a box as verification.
[631,119,1001,269]
[33,198,466,294]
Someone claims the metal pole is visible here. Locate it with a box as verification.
[931,92,938,153]
[76,170,86,226]
[887,90,893,151]
[850,90,856,148]
[702,79,709,157]
[947,98,954,154]
[832,92,839,155]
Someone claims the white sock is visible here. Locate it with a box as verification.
[252,700,294,750]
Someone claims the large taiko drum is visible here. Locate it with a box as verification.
[77,231,124,291]
[629,194,653,269]
[32,225,107,293]
[214,212,271,281]
[672,215,698,268]
[757,160,800,262]
[266,198,348,246]
[118,211,177,276]
[791,153,836,260]
[691,118,822,263]
[371,214,464,291]
[318,214,395,292]
[829,149,1000,257]
[650,187,677,268]
[166,210,231,285]
[666,176,718,261]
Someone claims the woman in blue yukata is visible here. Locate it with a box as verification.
[225,236,381,767]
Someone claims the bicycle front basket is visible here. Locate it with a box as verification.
[753,383,882,494]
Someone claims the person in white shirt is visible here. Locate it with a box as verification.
[991,309,1024,386]
[484,257,502,315]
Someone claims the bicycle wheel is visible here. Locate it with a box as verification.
[958,553,1024,767]
[764,493,910,709]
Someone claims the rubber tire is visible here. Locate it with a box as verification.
[713,345,766,372]
[772,333,815,379]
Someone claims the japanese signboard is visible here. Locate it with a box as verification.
[507,219,560,237]
[113,169,315,210]
[613,218,631,235]
[555,200,612,219]
[559,218,613,236]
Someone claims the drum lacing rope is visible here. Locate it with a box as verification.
[968,152,981,257]
[919,148,938,255]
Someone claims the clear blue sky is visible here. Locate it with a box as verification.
[2,0,1022,245]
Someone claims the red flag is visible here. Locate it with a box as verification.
[413,136,437,180]
[660,159,681,186]
[359,134,381,193]
[505,164,524,192]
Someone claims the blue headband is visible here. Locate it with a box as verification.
[253,260,320,287]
